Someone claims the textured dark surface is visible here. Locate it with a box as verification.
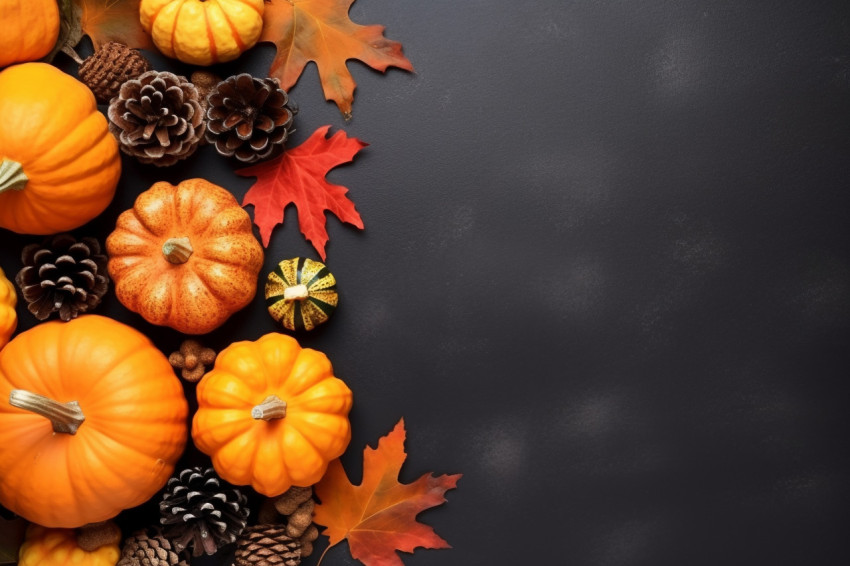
[1,1,849,564]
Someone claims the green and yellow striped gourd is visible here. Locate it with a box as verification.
[265,258,338,331]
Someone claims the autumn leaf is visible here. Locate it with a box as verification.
[313,419,462,566]
[70,0,154,51]
[236,125,367,259]
[259,0,414,119]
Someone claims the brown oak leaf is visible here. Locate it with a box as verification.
[236,125,367,259]
[71,0,155,50]
[259,0,414,119]
[313,419,461,566]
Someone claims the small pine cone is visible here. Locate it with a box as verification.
[117,530,188,566]
[160,467,250,557]
[268,487,317,557]
[79,42,152,104]
[234,525,301,566]
[205,73,295,163]
[108,70,205,167]
[15,234,109,321]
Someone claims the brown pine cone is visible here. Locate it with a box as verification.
[205,73,295,163]
[79,42,152,104]
[234,525,301,566]
[257,487,318,557]
[117,530,188,566]
[15,234,109,321]
[107,71,205,167]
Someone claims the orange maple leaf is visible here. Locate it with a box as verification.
[235,125,366,259]
[259,0,415,119]
[72,0,155,50]
[313,419,462,566]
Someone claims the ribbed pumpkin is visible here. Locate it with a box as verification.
[18,525,121,566]
[192,333,353,496]
[0,315,188,528]
[266,257,339,331]
[0,0,60,68]
[0,63,121,235]
[0,266,16,349]
[107,178,264,334]
[140,0,265,66]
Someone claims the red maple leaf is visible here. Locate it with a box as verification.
[313,419,462,566]
[236,126,367,259]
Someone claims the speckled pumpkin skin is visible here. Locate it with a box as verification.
[106,178,264,334]
[18,525,120,566]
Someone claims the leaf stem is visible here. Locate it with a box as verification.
[315,543,332,566]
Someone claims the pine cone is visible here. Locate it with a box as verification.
[234,525,301,566]
[108,71,205,167]
[15,234,109,321]
[78,42,152,104]
[117,530,188,566]
[257,487,318,557]
[160,467,249,557]
[205,73,295,163]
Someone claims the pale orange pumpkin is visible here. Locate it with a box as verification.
[140,0,265,66]
[192,332,353,496]
[0,63,121,235]
[0,315,188,528]
[0,0,60,68]
[18,525,121,566]
[107,178,264,334]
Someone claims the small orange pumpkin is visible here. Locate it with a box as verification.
[0,266,16,350]
[0,315,188,528]
[192,333,353,496]
[0,0,60,68]
[107,178,264,334]
[0,63,121,235]
[140,0,265,66]
[18,525,121,566]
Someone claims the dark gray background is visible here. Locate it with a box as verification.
[2,0,849,564]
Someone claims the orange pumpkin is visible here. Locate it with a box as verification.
[18,525,121,566]
[107,178,264,334]
[192,333,353,496]
[0,266,16,350]
[0,0,60,68]
[0,315,188,528]
[140,0,265,66]
[0,63,121,235]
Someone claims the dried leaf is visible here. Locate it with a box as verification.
[71,0,154,50]
[236,125,367,260]
[260,0,414,119]
[313,419,461,566]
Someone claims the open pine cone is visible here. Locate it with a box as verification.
[107,71,205,167]
[205,73,295,163]
[15,234,109,321]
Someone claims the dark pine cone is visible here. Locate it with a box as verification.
[117,530,188,566]
[79,42,152,104]
[205,73,295,163]
[15,234,108,321]
[107,70,205,167]
[160,467,250,557]
[234,525,301,566]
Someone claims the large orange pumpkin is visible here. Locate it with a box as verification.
[193,333,353,496]
[0,315,188,528]
[107,178,264,334]
[0,0,60,68]
[0,63,121,235]
[140,0,265,66]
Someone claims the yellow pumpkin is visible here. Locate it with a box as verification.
[0,266,16,349]
[0,315,188,528]
[0,63,121,235]
[18,525,120,566]
[107,178,264,335]
[140,0,265,66]
[0,0,60,68]
[192,333,353,496]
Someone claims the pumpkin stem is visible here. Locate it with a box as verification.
[9,389,85,435]
[283,284,309,301]
[252,395,287,420]
[0,159,28,194]
[163,237,194,264]
[60,44,85,65]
